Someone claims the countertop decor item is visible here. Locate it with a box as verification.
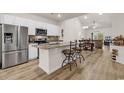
[112,35,124,46]
[112,49,118,61]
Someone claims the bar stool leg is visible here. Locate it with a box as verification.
[79,55,82,63]
[68,56,72,71]
[69,63,72,71]
[80,53,85,61]
[70,56,77,67]
[73,53,76,60]
[74,61,77,67]
[62,56,67,68]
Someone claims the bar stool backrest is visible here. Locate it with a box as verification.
[70,40,77,53]
[79,40,85,49]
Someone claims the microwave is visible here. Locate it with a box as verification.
[35,28,47,36]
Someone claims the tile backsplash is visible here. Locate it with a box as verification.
[47,36,59,42]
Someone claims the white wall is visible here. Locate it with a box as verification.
[112,13,124,38]
[85,27,112,39]
[79,13,124,40]
[85,14,124,39]
[59,14,119,42]
[88,14,124,39]
[60,18,85,42]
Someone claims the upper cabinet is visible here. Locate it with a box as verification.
[3,15,16,24]
[15,17,29,26]
[0,14,4,23]
[47,24,60,36]
[0,14,60,36]
[28,20,37,35]
[35,21,47,29]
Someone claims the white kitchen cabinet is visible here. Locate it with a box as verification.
[53,26,60,36]
[28,43,38,60]
[3,15,16,25]
[15,17,35,35]
[1,14,60,36]
[15,17,29,26]
[47,24,60,36]
[0,14,4,23]
[28,20,36,35]
[35,21,47,29]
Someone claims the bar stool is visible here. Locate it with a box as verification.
[73,40,85,63]
[62,41,77,71]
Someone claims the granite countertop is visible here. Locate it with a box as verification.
[111,43,124,47]
[33,42,70,49]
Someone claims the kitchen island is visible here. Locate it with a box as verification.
[34,43,70,74]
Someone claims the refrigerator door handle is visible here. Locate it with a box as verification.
[17,26,20,49]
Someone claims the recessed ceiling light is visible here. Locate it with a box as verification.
[84,16,88,19]
[82,26,88,29]
[99,13,103,15]
[57,14,62,18]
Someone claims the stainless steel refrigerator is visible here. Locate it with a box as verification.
[0,24,28,69]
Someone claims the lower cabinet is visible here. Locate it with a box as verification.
[28,43,38,60]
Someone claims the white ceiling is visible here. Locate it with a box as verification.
[79,13,112,30]
[33,13,112,30]
[32,13,85,22]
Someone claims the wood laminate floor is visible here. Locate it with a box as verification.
[0,47,124,80]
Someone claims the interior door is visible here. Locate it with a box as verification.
[18,26,28,50]
[2,24,18,52]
